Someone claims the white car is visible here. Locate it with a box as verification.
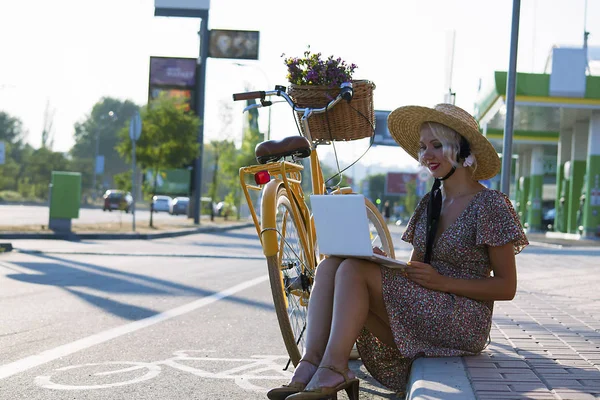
[170,197,189,215]
[152,195,172,212]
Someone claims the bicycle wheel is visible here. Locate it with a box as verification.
[267,190,395,366]
[266,186,312,367]
[364,198,395,258]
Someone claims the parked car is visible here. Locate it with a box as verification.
[170,197,189,215]
[542,208,556,231]
[151,195,172,212]
[103,190,133,213]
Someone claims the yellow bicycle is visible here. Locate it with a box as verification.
[232,83,394,368]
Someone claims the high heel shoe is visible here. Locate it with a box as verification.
[285,365,360,400]
[266,358,319,400]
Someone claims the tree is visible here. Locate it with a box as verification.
[0,112,29,193]
[116,94,200,227]
[220,98,264,220]
[19,147,70,199]
[208,101,235,220]
[365,173,386,205]
[207,139,236,218]
[41,100,55,149]
[404,180,417,217]
[70,97,139,192]
[0,111,27,145]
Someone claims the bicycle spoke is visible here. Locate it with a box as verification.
[273,193,312,360]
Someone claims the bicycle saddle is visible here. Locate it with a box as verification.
[255,136,311,164]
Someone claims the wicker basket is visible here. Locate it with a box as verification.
[287,80,376,142]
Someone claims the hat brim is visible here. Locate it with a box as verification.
[387,106,500,181]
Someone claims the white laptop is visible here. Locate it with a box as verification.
[310,194,407,270]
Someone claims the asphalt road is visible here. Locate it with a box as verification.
[1,225,596,399]
[0,204,186,227]
[0,227,411,399]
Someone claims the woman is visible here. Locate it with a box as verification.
[267,103,528,399]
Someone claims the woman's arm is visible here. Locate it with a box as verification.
[406,242,517,301]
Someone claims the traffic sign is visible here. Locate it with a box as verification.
[129,112,142,141]
[0,141,5,165]
[95,155,105,174]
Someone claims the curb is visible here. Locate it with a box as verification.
[406,357,475,400]
[0,223,254,241]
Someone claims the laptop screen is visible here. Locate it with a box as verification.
[310,194,374,257]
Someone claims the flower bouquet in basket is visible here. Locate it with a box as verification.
[283,50,375,142]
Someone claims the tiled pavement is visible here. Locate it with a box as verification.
[464,245,600,399]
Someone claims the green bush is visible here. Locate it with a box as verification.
[0,190,24,202]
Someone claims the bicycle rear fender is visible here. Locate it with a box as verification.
[261,178,283,257]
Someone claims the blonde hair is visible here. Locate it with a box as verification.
[418,122,478,174]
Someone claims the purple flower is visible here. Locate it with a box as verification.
[282,49,358,86]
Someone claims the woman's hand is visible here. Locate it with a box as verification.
[373,246,387,257]
[405,261,447,292]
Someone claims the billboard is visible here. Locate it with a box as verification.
[149,57,196,88]
[155,0,210,17]
[209,29,260,60]
[146,169,191,195]
[385,172,417,196]
[149,88,193,112]
[373,110,399,146]
[148,57,196,111]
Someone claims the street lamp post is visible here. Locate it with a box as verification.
[154,2,210,225]
[501,0,521,197]
[234,62,272,140]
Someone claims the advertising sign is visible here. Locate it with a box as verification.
[146,169,191,195]
[149,57,196,88]
[149,88,194,111]
[95,155,105,174]
[208,29,260,60]
[373,110,399,147]
[155,0,210,17]
[385,172,417,196]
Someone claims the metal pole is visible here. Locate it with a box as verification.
[192,13,209,225]
[132,139,136,232]
[501,0,521,196]
[267,104,271,141]
[93,129,99,197]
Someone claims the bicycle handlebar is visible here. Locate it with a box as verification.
[231,82,354,118]
[232,91,265,101]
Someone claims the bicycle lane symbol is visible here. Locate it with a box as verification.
[34,350,293,392]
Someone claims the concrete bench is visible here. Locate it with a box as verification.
[406,357,476,400]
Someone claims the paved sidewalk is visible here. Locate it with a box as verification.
[526,232,600,248]
[464,245,600,399]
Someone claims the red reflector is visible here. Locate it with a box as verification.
[254,170,270,185]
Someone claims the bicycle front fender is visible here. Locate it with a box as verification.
[261,178,283,257]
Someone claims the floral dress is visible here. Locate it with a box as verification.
[356,188,528,392]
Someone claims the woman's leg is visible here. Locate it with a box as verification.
[289,256,344,383]
[304,259,393,389]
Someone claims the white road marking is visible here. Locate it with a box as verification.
[0,275,269,380]
[35,354,292,391]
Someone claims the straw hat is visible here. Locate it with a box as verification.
[387,103,500,181]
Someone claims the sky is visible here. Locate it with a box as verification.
[0,0,598,173]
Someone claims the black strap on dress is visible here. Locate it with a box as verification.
[423,166,456,264]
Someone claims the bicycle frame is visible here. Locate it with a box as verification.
[239,149,325,260]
